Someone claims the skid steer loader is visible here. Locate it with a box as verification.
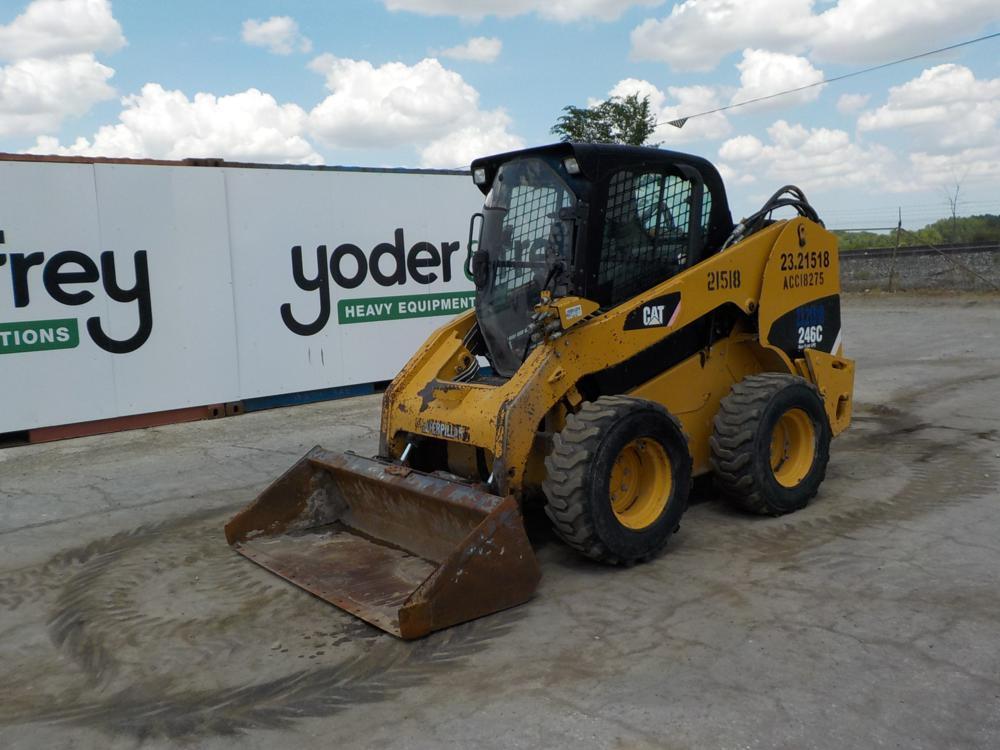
[226,143,855,639]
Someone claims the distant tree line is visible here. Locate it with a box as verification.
[835,214,1000,251]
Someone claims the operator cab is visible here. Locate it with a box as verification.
[469,142,734,377]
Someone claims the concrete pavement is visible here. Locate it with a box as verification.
[2,293,999,749]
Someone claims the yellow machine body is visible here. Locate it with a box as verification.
[381,217,853,496]
[227,144,855,639]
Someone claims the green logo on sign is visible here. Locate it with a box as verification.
[0,318,80,354]
[337,291,475,324]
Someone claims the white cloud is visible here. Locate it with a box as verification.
[0,0,124,137]
[307,55,522,165]
[631,0,998,71]
[241,16,312,55]
[718,119,897,191]
[385,0,663,22]
[0,0,124,61]
[28,83,322,164]
[732,49,824,110]
[599,77,664,111]
[836,92,869,114]
[853,64,1000,190]
[631,0,812,72]
[0,53,115,136]
[907,146,1000,188]
[858,64,1000,149]
[657,85,733,144]
[715,161,757,186]
[605,77,732,145]
[308,56,478,147]
[810,0,999,64]
[435,36,502,63]
[718,134,763,162]
[26,49,523,168]
[719,114,1000,196]
[420,111,524,168]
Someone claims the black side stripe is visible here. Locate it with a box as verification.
[580,309,735,397]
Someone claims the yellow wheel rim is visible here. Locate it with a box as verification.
[609,438,672,530]
[769,408,816,488]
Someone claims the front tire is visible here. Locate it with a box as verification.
[710,373,831,515]
[543,396,692,565]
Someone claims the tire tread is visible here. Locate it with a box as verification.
[543,396,688,565]
[710,373,829,515]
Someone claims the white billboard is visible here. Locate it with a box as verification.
[225,166,480,398]
[0,158,481,433]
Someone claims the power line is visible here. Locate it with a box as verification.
[822,199,999,214]
[660,31,1000,129]
[763,199,999,215]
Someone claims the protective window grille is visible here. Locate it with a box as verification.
[492,185,569,295]
[598,170,695,305]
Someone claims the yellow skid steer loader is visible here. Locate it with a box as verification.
[226,143,855,639]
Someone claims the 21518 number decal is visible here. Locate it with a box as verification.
[707,269,741,291]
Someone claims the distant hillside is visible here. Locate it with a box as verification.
[834,214,1000,251]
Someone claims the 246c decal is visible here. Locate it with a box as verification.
[797,324,824,348]
[765,295,841,356]
[796,304,825,350]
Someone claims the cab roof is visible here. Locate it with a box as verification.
[470,142,734,253]
[470,142,728,203]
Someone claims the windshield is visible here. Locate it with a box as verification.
[475,158,576,377]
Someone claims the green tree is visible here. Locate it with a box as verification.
[551,93,657,146]
[834,214,1000,251]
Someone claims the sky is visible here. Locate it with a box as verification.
[1,0,999,229]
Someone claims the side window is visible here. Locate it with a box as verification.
[701,187,713,237]
[597,169,698,306]
[492,183,570,299]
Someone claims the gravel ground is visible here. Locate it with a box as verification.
[1,292,998,750]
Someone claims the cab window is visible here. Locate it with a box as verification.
[596,168,705,307]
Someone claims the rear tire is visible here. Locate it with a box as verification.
[710,373,831,515]
[543,396,692,565]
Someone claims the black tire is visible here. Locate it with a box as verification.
[542,395,692,565]
[710,373,831,516]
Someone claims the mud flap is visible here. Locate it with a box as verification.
[224,447,541,639]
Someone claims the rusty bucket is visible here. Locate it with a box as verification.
[224,447,540,639]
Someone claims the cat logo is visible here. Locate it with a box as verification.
[623,292,680,331]
[642,305,665,326]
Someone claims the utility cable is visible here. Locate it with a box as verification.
[661,31,1000,128]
